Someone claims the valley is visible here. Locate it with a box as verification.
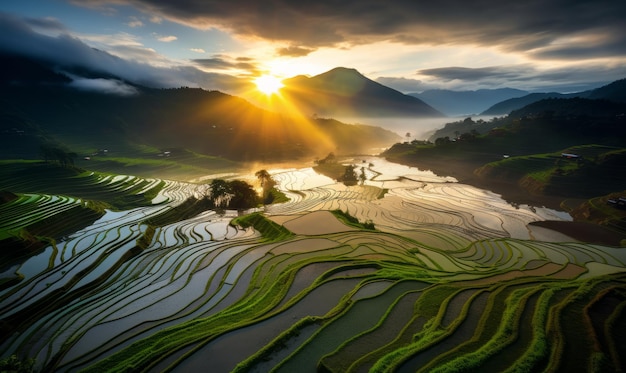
[0,48,625,373]
[1,157,625,372]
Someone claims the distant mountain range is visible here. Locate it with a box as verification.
[280,67,444,118]
[481,79,626,115]
[2,49,625,167]
[409,88,528,116]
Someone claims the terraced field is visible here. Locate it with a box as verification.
[1,158,625,372]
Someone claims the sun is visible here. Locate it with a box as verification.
[254,75,284,95]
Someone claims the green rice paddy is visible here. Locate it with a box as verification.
[0,159,624,372]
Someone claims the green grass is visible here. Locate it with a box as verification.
[331,209,375,230]
[230,212,294,241]
[0,161,163,210]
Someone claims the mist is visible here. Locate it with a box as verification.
[337,116,455,141]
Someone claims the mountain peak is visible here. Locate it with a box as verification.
[322,67,363,76]
[281,67,444,118]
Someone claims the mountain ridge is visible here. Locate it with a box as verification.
[480,79,626,115]
[409,88,528,116]
[280,67,444,118]
[0,54,400,167]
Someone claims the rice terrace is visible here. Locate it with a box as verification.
[1,157,625,372]
[2,1,626,371]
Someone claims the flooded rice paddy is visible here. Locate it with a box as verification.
[1,158,625,372]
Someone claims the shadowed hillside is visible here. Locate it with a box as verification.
[384,96,626,244]
[0,55,400,167]
[481,78,626,115]
[280,67,444,118]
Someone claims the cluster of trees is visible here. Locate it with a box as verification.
[434,129,480,146]
[206,169,279,210]
[314,153,369,186]
[207,179,258,210]
[342,165,367,186]
[39,142,77,167]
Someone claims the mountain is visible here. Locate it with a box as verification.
[429,86,626,141]
[409,88,528,116]
[280,67,444,118]
[480,92,576,115]
[508,97,626,119]
[481,79,626,115]
[0,54,400,164]
[586,78,626,102]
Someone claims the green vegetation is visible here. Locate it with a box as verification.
[0,354,35,373]
[1,162,625,373]
[383,104,626,242]
[2,94,626,372]
[230,212,294,241]
[0,161,163,210]
[0,60,400,167]
[313,152,364,186]
[331,209,375,230]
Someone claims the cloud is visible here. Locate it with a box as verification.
[156,35,177,42]
[68,77,139,95]
[0,12,252,94]
[375,77,432,93]
[417,66,535,82]
[127,16,143,28]
[405,63,626,92]
[192,55,259,72]
[190,48,206,53]
[276,46,316,57]
[77,0,626,62]
[23,16,67,35]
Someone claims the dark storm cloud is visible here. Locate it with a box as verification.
[80,0,626,59]
[0,12,251,94]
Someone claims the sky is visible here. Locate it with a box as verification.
[1,0,625,98]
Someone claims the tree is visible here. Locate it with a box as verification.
[228,180,259,209]
[342,164,358,186]
[255,169,272,188]
[255,169,277,204]
[359,167,367,185]
[209,179,232,208]
[434,136,451,146]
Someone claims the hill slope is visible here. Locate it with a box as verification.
[0,55,400,166]
[481,78,626,115]
[410,88,528,116]
[280,67,444,118]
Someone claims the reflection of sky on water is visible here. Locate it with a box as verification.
[362,157,456,183]
[270,157,571,242]
[2,157,587,370]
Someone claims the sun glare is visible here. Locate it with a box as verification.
[255,75,283,95]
